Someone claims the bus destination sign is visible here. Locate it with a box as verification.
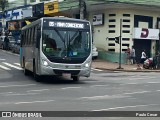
[49,21,84,29]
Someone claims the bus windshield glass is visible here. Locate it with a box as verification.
[42,28,91,61]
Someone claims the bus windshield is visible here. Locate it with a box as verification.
[42,28,91,62]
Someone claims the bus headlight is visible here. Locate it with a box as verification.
[85,62,91,68]
[85,63,89,67]
[42,60,48,66]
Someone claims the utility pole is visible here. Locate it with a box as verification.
[117,19,123,69]
[158,32,160,69]
[79,0,86,19]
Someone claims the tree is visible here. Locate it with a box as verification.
[0,0,8,12]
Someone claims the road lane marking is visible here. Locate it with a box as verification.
[0,84,36,88]
[120,83,138,85]
[147,82,160,84]
[0,65,11,70]
[0,59,6,61]
[61,87,82,90]
[92,104,158,111]
[15,100,54,105]
[4,93,39,96]
[120,81,160,86]
[91,68,103,71]
[2,62,23,70]
[27,89,49,92]
[14,63,20,66]
[90,85,109,87]
[123,91,151,95]
[78,95,130,100]
[0,92,13,94]
[78,91,151,100]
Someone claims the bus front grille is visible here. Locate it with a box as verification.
[53,70,80,75]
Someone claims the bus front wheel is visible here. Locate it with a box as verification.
[24,68,30,76]
[23,60,30,75]
[72,76,80,82]
[33,64,41,82]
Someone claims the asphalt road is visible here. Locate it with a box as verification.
[0,50,160,120]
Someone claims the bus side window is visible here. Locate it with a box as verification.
[36,28,41,48]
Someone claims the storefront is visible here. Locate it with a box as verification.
[133,28,159,62]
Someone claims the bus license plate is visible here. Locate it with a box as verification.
[62,73,71,78]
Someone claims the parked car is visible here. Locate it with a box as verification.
[8,36,16,50]
[11,40,20,54]
[92,44,98,59]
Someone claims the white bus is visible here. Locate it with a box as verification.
[20,17,92,82]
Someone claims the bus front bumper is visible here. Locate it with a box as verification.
[40,65,91,77]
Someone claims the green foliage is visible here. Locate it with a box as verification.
[0,0,8,11]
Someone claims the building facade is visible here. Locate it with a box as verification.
[3,0,160,63]
[88,7,160,63]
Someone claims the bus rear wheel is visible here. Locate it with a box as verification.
[72,76,80,82]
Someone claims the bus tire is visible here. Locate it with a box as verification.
[2,44,4,50]
[24,67,30,76]
[23,59,30,76]
[33,64,41,82]
[72,76,80,82]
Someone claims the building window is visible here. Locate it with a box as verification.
[109,19,116,22]
[123,25,130,28]
[123,19,130,22]
[108,49,115,51]
[108,43,115,46]
[122,44,130,47]
[109,30,115,33]
[122,30,130,33]
[122,49,127,52]
[109,14,116,17]
[109,25,115,28]
[122,38,130,41]
[123,14,130,17]
[108,38,115,41]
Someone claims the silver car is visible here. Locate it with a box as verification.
[11,40,20,54]
[92,44,98,59]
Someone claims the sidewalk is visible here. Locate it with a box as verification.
[92,59,160,72]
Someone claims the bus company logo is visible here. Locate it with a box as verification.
[140,28,149,38]
[2,112,12,117]
[49,22,55,26]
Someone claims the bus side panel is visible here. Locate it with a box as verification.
[20,47,23,68]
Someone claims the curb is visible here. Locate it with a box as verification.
[95,67,160,72]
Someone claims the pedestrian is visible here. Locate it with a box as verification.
[4,34,9,50]
[140,50,147,64]
[130,46,136,64]
[125,45,131,64]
